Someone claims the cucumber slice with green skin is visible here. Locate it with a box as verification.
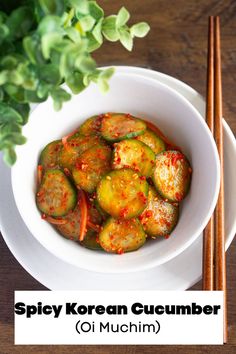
[72,145,112,193]
[152,150,192,202]
[94,199,109,220]
[36,169,77,217]
[139,186,179,237]
[136,129,166,154]
[39,140,62,169]
[112,139,155,177]
[99,217,146,253]
[56,204,81,241]
[96,169,149,219]
[79,115,104,136]
[101,113,146,142]
[59,135,102,171]
[81,229,102,250]
[56,202,102,242]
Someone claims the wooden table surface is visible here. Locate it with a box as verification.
[0,0,235,352]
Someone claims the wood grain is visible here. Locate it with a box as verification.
[202,16,214,292]
[0,0,236,352]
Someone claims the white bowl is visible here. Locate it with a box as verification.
[11,69,220,273]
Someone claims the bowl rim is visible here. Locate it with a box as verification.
[11,68,221,273]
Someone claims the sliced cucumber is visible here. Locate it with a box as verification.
[94,199,109,220]
[140,186,179,237]
[101,113,146,142]
[56,204,81,241]
[59,134,102,171]
[96,169,149,219]
[36,169,77,217]
[112,139,155,177]
[72,145,112,193]
[99,217,146,253]
[81,229,102,250]
[39,140,62,169]
[136,129,166,154]
[153,150,192,202]
[79,115,103,136]
[87,201,103,225]
[56,201,102,243]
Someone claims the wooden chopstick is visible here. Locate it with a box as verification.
[202,16,214,291]
[213,16,227,343]
[202,16,227,343]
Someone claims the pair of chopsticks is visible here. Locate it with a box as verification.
[202,16,227,343]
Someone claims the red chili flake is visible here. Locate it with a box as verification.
[120,207,129,218]
[145,210,153,218]
[139,176,146,180]
[175,192,182,201]
[117,248,124,255]
[171,153,184,166]
[137,191,147,204]
[164,234,170,239]
[41,213,47,220]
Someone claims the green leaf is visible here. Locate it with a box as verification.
[69,0,89,14]
[50,87,71,111]
[38,64,61,85]
[63,8,75,27]
[77,56,96,73]
[0,87,3,101]
[0,122,22,134]
[98,78,109,93]
[25,90,47,103]
[0,24,9,43]
[59,42,83,78]
[65,27,81,43]
[86,32,101,52]
[37,82,51,99]
[79,15,96,32]
[116,7,130,28]
[88,1,104,21]
[0,103,23,124]
[38,15,64,36]
[3,147,17,166]
[102,16,119,42]
[6,6,34,40]
[92,18,103,44]
[0,132,27,145]
[41,32,62,59]
[0,70,8,85]
[4,84,26,103]
[119,28,133,51]
[23,35,46,65]
[1,55,18,70]
[130,22,150,38]
[38,0,65,16]
[9,101,30,125]
[66,72,86,94]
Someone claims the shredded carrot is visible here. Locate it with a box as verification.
[42,215,68,225]
[37,165,43,185]
[145,120,182,151]
[78,189,88,241]
[87,220,101,232]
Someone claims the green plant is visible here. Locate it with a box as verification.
[0,0,150,166]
